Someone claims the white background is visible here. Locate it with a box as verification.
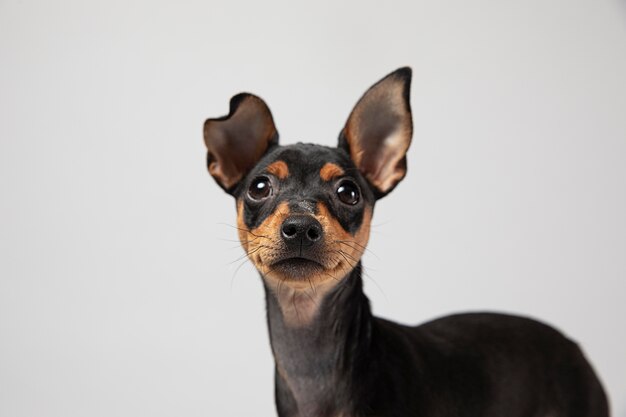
[1,0,625,416]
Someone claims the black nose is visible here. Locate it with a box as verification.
[281,215,323,244]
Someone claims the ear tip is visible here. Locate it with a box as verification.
[229,92,273,116]
[229,92,258,110]
[230,92,259,101]
[394,66,412,78]
[392,67,412,88]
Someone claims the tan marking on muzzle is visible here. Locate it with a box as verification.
[319,162,345,182]
[266,160,289,179]
[316,202,372,273]
[237,200,290,267]
[273,203,372,327]
[236,199,372,327]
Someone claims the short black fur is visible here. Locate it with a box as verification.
[266,264,609,417]
[203,68,609,417]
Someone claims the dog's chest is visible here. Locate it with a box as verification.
[277,363,348,417]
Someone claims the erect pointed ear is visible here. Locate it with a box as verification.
[339,67,413,198]
[203,93,278,194]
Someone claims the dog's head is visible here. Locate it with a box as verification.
[204,68,412,292]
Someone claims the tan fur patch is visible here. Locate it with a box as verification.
[319,162,345,181]
[235,199,372,327]
[266,160,289,179]
[316,202,371,276]
[236,200,289,257]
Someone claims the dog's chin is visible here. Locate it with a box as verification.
[269,257,326,281]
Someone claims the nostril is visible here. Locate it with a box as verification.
[282,224,298,238]
[281,216,323,243]
[306,226,321,242]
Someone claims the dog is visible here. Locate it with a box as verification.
[203,68,609,417]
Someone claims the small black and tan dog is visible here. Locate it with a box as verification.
[203,68,609,417]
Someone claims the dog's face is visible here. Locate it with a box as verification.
[232,143,375,290]
[204,68,413,292]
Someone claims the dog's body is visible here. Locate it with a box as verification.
[203,68,609,417]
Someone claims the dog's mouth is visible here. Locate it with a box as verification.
[269,257,326,279]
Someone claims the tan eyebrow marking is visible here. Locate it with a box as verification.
[319,162,345,181]
[266,160,289,179]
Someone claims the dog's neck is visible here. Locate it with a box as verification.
[263,264,374,417]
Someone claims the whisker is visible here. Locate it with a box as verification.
[228,245,267,265]
[229,257,254,291]
[262,263,288,297]
[335,250,378,284]
[337,249,360,263]
[215,237,242,243]
[360,266,386,300]
[278,275,286,297]
[218,223,269,239]
[301,287,318,306]
[292,292,300,322]
[336,250,386,299]
[334,240,380,259]
[231,257,251,277]
[371,220,391,229]
[321,269,341,282]
[336,250,357,272]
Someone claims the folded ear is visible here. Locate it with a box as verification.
[203,93,278,194]
[339,67,413,198]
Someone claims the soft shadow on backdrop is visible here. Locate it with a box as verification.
[1,1,625,416]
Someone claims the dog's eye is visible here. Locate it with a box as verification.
[336,180,360,205]
[248,176,272,201]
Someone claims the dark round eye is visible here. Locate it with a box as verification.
[248,176,272,201]
[336,180,360,205]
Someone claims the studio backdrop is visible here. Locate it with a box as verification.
[1,0,625,416]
